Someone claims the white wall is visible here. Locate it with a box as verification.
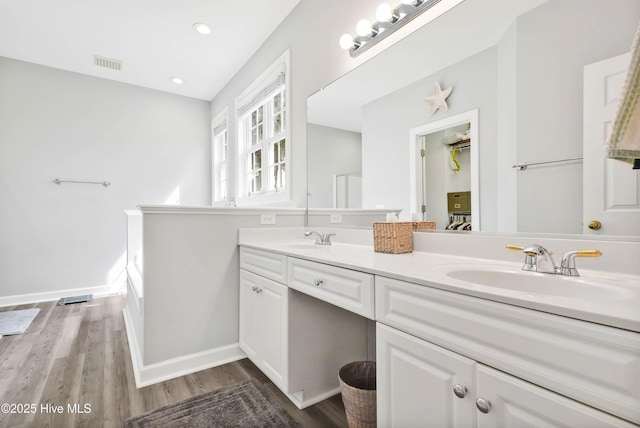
[0,57,211,301]
[307,123,361,208]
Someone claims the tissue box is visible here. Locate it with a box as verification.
[373,222,413,254]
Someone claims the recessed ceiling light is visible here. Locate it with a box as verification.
[192,22,212,35]
[170,77,184,85]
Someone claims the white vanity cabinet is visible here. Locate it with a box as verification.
[288,257,374,319]
[378,323,636,427]
[239,269,289,390]
[377,322,475,427]
[239,246,369,409]
[376,275,640,427]
[238,241,639,423]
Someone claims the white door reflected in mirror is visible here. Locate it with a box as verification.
[583,53,640,236]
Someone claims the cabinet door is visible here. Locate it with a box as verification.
[239,269,261,361]
[476,364,637,428]
[258,277,288,389]
[377,323,475,428]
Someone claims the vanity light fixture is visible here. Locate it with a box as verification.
[170,77,184,85]
[340,0,442,57]
[192,22,212,35]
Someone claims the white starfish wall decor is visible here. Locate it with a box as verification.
[424,82,453,116]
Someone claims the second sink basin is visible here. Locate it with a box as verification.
[432,264,637,301]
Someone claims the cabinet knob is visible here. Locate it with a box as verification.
[313,278,323,286]
[251,286,257,292]
[256,288,263,294]
[453,384,467,398]
[476,398,491,414]
[452,384,467,398]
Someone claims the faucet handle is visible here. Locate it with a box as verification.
[507,244,557,273]
[559,249,602,276]
[506,245,536,271]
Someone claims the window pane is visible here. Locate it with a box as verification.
[255,171,262,192]
[274,93,281,113]
[258,124,263,142]
[273,142,278,163]
[251,128,257,146]
[252,150,262,169]
[251,111,257,127]
[280,139,285,160]
[274,113,282,134]
[257,105,263,123]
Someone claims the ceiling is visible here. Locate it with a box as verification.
[0,0,300,101]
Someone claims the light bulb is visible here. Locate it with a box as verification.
[339,33,355,50]
[376,3,393,22]
[192,22,212,35]
[170,77,184,85]
[356,19,372,37]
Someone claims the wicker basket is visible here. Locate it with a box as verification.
[412,221,436,231]
[339,361,377,428]
[373,222,413,254]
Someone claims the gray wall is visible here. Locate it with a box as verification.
[0,57,211,299]
[307,123,362,208]
[514,0,640,234]
[361,47,498,229]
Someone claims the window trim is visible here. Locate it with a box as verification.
[211,108,229,205]
[234,50,291,206]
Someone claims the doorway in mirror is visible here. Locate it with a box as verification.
[409,110,479,231]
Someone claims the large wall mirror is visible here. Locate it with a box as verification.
[306,0,640,237]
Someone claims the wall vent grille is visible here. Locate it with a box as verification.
[93,55,122,71]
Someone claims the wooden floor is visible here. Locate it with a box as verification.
[0,296,348,427]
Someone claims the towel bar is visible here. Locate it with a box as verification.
[52,179,111,187]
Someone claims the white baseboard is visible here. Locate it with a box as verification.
[122,308,246,388]
[0,283,125,308]
[288,386,342,409]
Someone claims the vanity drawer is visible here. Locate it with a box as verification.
[288,258,374,319]
[375,276,640,424]
[239,247,287,284]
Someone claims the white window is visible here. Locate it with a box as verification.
[235,50,290,204]
[212,109,228,204]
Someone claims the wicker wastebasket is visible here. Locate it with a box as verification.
[339,361,377,428]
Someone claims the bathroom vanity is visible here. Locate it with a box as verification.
[238,227,640,426]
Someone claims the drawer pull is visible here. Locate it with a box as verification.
[256,288,263,294]
[452,384,467,398]
[313,278,324,286]
[476,398,491,414]
[251,286,257,292]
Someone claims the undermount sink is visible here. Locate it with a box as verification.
[437,265,636,300]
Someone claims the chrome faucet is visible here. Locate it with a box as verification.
[507,244,601,277]
[521,244,558,274]
[304,231,335,245]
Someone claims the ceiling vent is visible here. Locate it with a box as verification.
[93,55,122,71]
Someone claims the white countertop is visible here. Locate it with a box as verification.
[239,238,640,333]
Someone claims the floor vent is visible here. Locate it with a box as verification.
[57,294,93,306]
[93,55,122,71]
